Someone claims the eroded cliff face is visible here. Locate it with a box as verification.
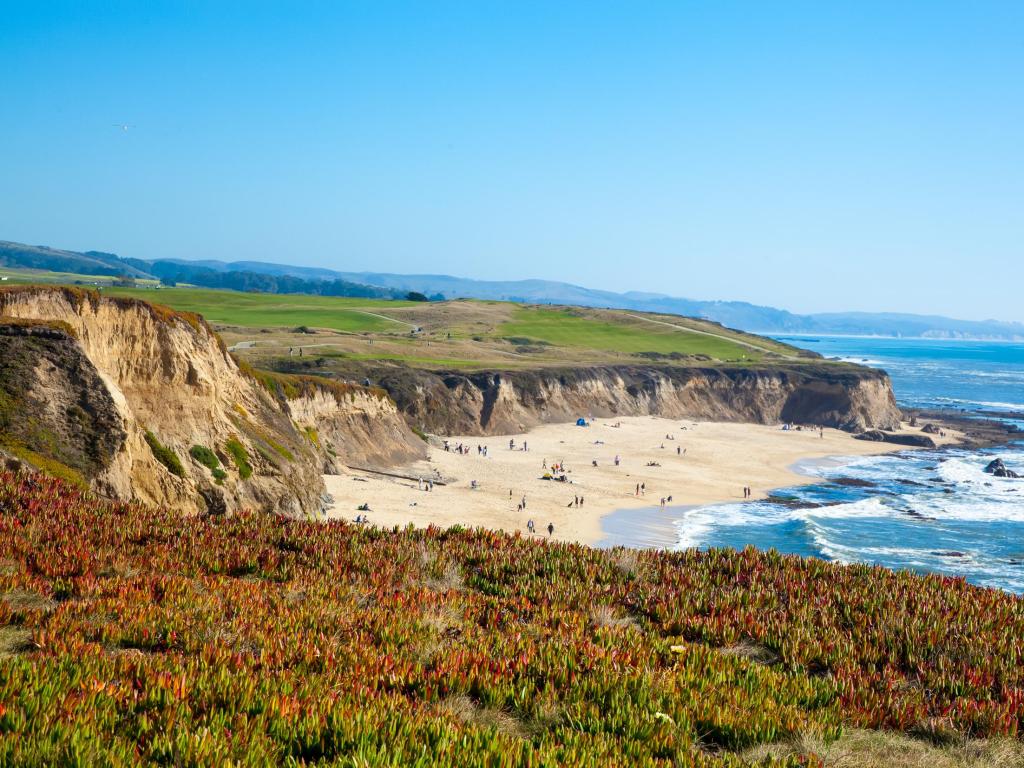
[369,364,903,436]
[283,387,425,472]
[0,288,422,514]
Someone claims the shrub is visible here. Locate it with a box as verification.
[190,445,226,485]
[144,431,185,477]
[224,439,252,479]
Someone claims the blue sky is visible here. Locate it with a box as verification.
[2,1,1021,320]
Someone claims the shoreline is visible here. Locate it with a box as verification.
[324,415,962,547]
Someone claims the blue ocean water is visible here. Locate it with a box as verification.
[673,336,1024,593]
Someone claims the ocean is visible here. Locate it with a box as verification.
[673,336,1024,593]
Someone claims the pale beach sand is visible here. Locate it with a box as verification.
[323,417,959,547]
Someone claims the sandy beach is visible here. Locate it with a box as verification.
[324,416,959,547]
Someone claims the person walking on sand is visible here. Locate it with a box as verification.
[677,445,681,456]
[579,496,584,507]
[635,483,640,496]
[547,522,554,536]
[527,519,535,533]
[542,458,547,470]
[521,495,527,510]
[641,483,645,496]
[509,439,515,450]
[614,454,620,466]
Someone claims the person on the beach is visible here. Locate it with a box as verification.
[635,483,640,496]
[547,523,554,536]
[523,441,528,452]
[579,496,583,506]
[614,454,620,466]
[660,497,665,508]
[542,459,547,469]
[641,483,645,495]
[527,519,535,533]
[677,446,681,456]
[509,439,515,450]
[521,495,527,509]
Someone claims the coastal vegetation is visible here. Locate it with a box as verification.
[1,468,1022,765]
[224,438,253,480]
[143,431,185,478]
[189,445,227,484]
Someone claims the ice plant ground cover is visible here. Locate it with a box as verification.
[0,470,1022,766]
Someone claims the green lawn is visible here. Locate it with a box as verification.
[496,307,758,359]
[104,287,413,333]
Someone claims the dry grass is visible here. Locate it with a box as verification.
[0,626,33,656]
[610,547,642,578]
[2,589,56,613]
[425,562,464,593]
[744,729,1024,768]
[719,638,781,666]
[589,604,636,632]
[439,695,526,739]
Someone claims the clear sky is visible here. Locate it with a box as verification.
[2,1,1021,320]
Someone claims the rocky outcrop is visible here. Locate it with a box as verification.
[984,458,1020,478]
[855,430,936,448]
[0,287,422,515]
[367,364,903,436]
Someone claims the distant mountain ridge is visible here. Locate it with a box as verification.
[2,240,1021,339]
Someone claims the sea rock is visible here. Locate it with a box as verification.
[984,458,1021,478]
[921,423,941,434]
[831,477,877,488]
[855,430,936,448]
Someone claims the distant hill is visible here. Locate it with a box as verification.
[0,241,152,279]
[3,240,1022,339]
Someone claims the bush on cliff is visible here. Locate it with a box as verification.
[144,430,185,477]
[189,444,227,483]
[224,438,252,479]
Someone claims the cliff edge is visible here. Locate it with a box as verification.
[0,287,423,514]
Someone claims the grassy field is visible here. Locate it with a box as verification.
[106,286,414,334]
[497,306,768,359]
[4,274,822,370]
[85,284,813,372]
[2,469,1023,766]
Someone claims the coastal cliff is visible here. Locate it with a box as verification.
[0,287,422,514]
[367,364,903,436]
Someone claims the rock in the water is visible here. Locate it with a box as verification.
[984,458,1020,478]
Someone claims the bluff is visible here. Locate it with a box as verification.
[367,364,903,436]
[0,287,423,514]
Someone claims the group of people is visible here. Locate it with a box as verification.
[442,440,489,457]
[526,519,555,536]
[509,439,528,451]
[417,477,435,491]
[742,485,753,499]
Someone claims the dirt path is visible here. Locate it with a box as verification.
[623,313,794,358]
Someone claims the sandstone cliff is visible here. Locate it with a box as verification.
[368,364,903,436]
[0,287,422,515]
